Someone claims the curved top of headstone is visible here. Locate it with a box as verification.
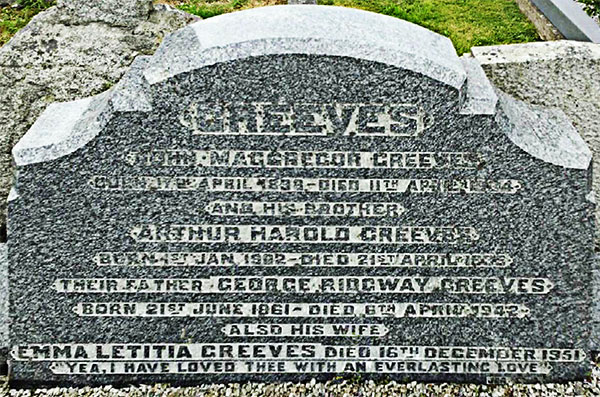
[11,6,590,171]
[143,5,466,90]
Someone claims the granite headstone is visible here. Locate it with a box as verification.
[7,5,595,386]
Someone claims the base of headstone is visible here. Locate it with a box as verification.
[0,243,6,374]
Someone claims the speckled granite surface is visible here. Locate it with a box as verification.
[6,5,596,386]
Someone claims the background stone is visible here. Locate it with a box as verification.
[55,0,154,26]
[530,0,600,42]
[515,0,563,40]
[470,40,600,246]
[0,0,197,237]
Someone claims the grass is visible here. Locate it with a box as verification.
[0,0,539,55]
[166,0,539,54]
[168,0,286,18]
[322,0,540,54]
[0,0,55,46]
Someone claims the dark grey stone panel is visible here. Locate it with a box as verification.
[6,5,595,386]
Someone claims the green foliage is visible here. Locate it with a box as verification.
[178,0,250,19]
[16,0,54,7]
[316,0,539,54]
[0,377,7,396]
[0,1,54,46]
[579,0,600,17]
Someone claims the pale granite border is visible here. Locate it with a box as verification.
[144,5,467,91]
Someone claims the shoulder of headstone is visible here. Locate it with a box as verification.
[11,90,111,168]
[462,47,592,170]
[11,54,152,168]
[496,90,592,170]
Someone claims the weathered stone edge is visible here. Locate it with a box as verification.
[471,40,600,64]
[109,56,153,113]
[143,5,467,90]
[531,0,600,43]
[11,92,110,167]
